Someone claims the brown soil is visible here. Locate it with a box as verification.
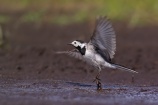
[0,21,158,105]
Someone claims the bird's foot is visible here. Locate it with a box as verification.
[93,76,102,91]
[97,81,102,91]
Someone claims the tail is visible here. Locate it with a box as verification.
[112,64,138,73]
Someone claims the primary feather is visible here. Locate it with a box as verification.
[90,17,116,59]
[56,49,83,61]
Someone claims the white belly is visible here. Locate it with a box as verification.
[95,54,105,64]
[84,50,103,66]
[84,50,96,64]
[84,50,113,69]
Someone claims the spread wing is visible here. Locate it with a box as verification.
[56,49,84,61]
[89,16,116,59]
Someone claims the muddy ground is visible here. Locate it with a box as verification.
[0,21,158,105]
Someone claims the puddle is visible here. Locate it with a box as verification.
[0,79,158,105]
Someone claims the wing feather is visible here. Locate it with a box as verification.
[56,49,84,61]
[56,49,102,69]
[90,16,116,59]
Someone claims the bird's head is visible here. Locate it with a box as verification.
[68,40,85,48]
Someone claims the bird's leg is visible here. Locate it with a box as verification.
[96,72,102,90]
[93,71,102,90]
[91,59,102,90]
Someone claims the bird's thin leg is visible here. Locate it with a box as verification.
[96,71,102,90]
[93,71,102,90]
[91,59,102,90]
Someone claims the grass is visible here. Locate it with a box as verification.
[19,11,45,23]
[0,0,158,26]
[0,15,10,24]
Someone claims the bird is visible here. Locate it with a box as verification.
[57,16,138,90]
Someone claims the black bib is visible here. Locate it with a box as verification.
[77,46,86,55]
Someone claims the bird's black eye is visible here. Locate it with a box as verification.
[74,42,76,44]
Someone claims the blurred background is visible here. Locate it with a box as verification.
[0,0,158,26]
[0,0,158,85]
[1,0,158,104]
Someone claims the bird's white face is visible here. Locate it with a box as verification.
[70,40,82,47]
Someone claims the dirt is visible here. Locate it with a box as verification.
[0,21,158,105]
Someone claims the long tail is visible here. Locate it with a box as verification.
[111,64,138,73]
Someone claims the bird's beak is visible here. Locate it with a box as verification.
[67,43,72,46]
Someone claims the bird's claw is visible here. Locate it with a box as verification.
[97,81,102,91]
[93,76,102,91]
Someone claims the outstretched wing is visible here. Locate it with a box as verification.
[56,49,101,69]
[56,49,84,61]
[89,16,116,59]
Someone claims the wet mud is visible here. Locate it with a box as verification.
[0,22,158,105]
[1,79,158,105]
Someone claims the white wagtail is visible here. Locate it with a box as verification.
[57,17,138,90]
